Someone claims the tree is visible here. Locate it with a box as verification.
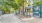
[0,0,24,14]
[14,0,23,6]
[0,0,20,13]
[14,0,24,15]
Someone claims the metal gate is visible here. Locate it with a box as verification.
[33,6,40,18]
[40,5,42,18]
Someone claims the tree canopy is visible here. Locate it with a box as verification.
[0,0,23,10]
[0,0,23,13]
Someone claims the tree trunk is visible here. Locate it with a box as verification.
[22,0,24,15]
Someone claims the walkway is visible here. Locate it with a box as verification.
[0,13,42,23]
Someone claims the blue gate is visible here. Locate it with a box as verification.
[33,6,40,17]
[33,5,42,18]
[40,5,42,18]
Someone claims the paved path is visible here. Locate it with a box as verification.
[0,13,42,23]
[0,13,21,23]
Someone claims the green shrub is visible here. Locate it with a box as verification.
[2,7,10,14]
